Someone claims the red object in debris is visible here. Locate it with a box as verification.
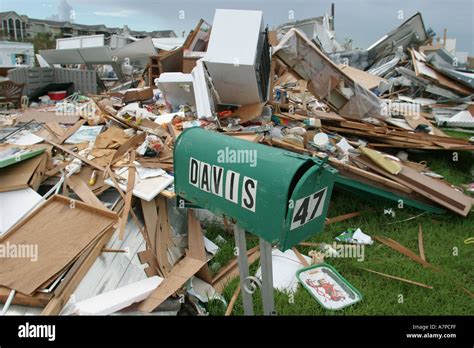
[48,91,67,100]
[218,110,233,118]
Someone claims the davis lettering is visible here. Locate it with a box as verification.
[189,157,257,212]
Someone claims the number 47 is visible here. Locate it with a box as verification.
[290,188,327,230]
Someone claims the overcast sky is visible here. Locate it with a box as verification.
[2,0,473,53]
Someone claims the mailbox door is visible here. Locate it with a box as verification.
[282,162,337,250]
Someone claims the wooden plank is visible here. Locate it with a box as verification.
[330,156,412,194]
[155,197,173,275]
[325,211,362,225]
[211,245,260,285]
[325,126,436,146]
[361,267,433,289]
[225,284,240,316]
[140,199,158,255]
[356,156,471,216]
[0,287,52,308]
[137,249,162,277]
[45,139,106,172]
[118,152,135,240]
[374,236,436,270]
[418,223,426,262]
[138,256,206,312]
[140,199,167,276]
[57,119,87,144]
[44,122,66,141]
[105,166,147,238]
[187,209,212,283]
[339,64,387,90]
[291,247,310,267]
[212,248,261,293]
[110,132,146,166]
[66,175,107,210]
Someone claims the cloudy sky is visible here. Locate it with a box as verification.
[2,0,473,53]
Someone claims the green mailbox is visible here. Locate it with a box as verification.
[174,127,338,250]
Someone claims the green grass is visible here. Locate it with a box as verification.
[205,149,474,316]
[442,129,473,140]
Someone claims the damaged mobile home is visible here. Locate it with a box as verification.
[0,6,473,317]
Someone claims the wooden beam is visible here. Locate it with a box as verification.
[361,267,433,289]
[325,211,362,225]
[225,284,241,316]
[118,152,135,240]
[0,287,52,308]
[66,175,107,210]
[418,223,426,262]
[45,139,106,172]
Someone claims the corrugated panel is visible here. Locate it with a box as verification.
[54,68,97,94]
[9,67,97,96]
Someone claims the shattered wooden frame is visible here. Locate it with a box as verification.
[273,28,385,124]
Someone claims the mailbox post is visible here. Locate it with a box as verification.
[174,128,338,315]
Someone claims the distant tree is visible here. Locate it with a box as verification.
[26,33,57,54]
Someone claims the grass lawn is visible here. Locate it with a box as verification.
[205,149,474,316]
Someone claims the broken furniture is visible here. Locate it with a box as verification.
[147,48,184,86]
[0,80,25,109]
[172,128,338,315]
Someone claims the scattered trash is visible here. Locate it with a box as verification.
[336,228,374,245]
[255,248,312,294]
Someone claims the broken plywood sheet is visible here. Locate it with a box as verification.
[0,195,117,294]
[93,126,129,149]
[187,210,212,283]
[138,256,206,312]
[140,196,174,276]
[0,152,48,192]
[66,175,107,210]
[339,64,387,90]
[357,156,472,216]
[233,103,265,124]
[17,109,80,124]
